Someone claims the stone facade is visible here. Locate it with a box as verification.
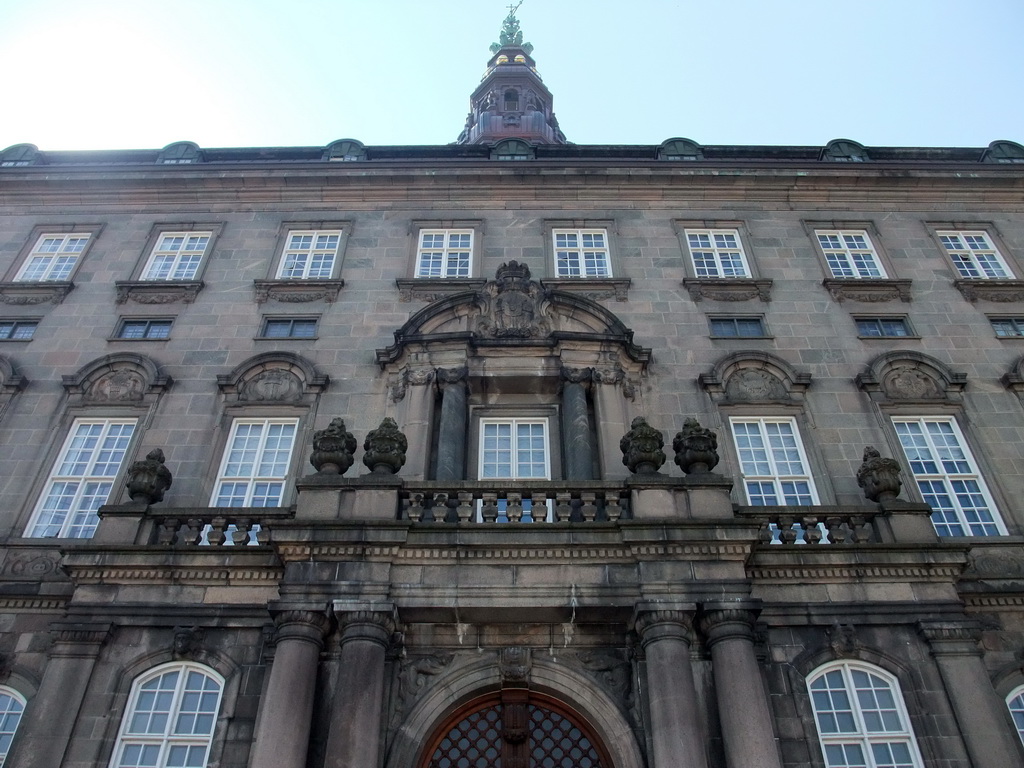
[1,34,1024,767]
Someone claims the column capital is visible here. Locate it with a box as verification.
[632,603,696,647]
[48,621,113,658]
[436,366,468,389]
[561,366,593,385]
[700,599,762,646]
[334,600,398,647]
[270,607,332,647]
[918,620,983,657]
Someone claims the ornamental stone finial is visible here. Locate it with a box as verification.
[125,448,172,504]
[672,418,719,474]
[310,418,357,475]
[490,2,534,54]
[362,417,408,475]
[856,446,902,502]
[620,417,666,474]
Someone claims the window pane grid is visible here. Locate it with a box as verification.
[686,229,750,277]
[991,317,1024,337]
[277,230,340,279]
[553,229,611,277]
[809,664,923,768]
[415,229,473,277]
[262,318,317,338]
[0,689,25,766]
[893,418,1003,536]
[17,233,89,281]
[1007,688,1024,747]
[710,317,765,337]
[119,320,172,340]
[817,231,886,278]
[0,321,38,340]
[856,318,910,338]
[28,420,136,538]
[212,420,297,507]
[142,233,210,281]
[731,419,818,506]
[939,231,1010,279]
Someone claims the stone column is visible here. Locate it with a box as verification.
[701,600,783,768]
[435,367,468,481]
[395,368,436,480]
[7,622,111,768]
[633,605,709,768]
[250,609,331,768]
[324,602,397,768]
[919,620,1024,767]
[592,367,634,480]
[561,366,595,480]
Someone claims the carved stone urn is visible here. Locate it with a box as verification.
[672,418,720,474]
[856,446,902,502]
[362,417,408,475]
[125,448,173,504]
[310,418,357,475]
[620,417,666,474]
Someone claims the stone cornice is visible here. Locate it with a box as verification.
[747,545,969,583]
[61,548,284,586]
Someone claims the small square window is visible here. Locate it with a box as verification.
[0,320,38,340]
[141,232,211,280]
[990,317,1024,337]
[261,317,318,339]
[277,230,341,279]
[15,233,91,282]
[553,229,611,277]
[116,319,172,340]
[815,230,886,278]
[415,229,473,278]
[709,317,767,338]
[685,229,751,278]
[938,230,1013,279]
[855,317,912,338]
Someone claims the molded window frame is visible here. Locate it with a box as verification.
[473,413,555,522]
[728,416,820,506]
[0,319,39,341]
[546,222,615,279]
[275,229,344,280]
[813,229,888,279]
[1007,685,1024,747]
[708,315,769,339]
[854,316,916,339]
[415,228,475,278]
[113,317,174,341]
[139,230,215,281]
[4,225,103,284]
[108,662,224,768]
[683,228,753,278]
[210,417,300,507]
[935,228,1015,279]
[258,316,319,340]
[806,661,924,768]
[989,316,1024,338]
[24,418,139,539]
[0,686,25,766]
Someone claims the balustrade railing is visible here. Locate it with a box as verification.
[152,508,294,546]
[399,482,630,523]
[735,506,878,545]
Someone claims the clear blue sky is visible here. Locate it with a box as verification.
[2,0,1022,151]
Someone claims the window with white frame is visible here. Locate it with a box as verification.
[211,419,298,507]
[0,320,38,341]
[892,417,1005,536]
[685,229,751,278]
[141,232,211,281]
[938,230,1013,279]
[15,233,91,282]
[730,418,818,505]
[553,230,611,277]
[816,230,887,279]
[478,418,551,521]
[807,662,924,768]
[109,663,223,768]
[26,419,137,538]
[276,231,341,279]
[1008,686,1024,747]
[0,687,25,767]
[415,229,473,278]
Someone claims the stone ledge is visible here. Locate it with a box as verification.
[115,280,203,304]
[682,278,772,302]
[254,279,345,303]
[823,278,911,303]
[0,281,73,305]
[395,277,486,302]
[953,278,1024,303]
[542,277,631,301]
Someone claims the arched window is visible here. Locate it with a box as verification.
[491,139,534,161]
[1008,685,1024,746]
[109,663,223,768]
[807,662,923,768]
[0,687,26,766]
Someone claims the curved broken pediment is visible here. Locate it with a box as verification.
[376,261,651,368]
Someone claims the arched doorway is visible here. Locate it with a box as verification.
[420,689,613,768]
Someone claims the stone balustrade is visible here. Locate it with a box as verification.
[735,505,878,544]
[151,507,295,546]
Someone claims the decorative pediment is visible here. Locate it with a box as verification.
[62,353,171,404]
[376,262,651,369]
[699,352,811,404]
[217,352,328,404]
[856,351,966,403]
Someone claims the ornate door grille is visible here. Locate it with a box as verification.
[425,692,607,768]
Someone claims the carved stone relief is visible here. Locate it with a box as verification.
[725,368,787,401]
[882,367,943,400]
[85,370,146,402]
[239,369,303,402]
[476,262,553,339]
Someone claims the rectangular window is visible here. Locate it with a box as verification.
[730,418,818,505]
[26,419,137,538]
[15,233,91,282]
[939,230,1012,279]
[260,317,318,339]
[816,230,886,278]
[276,230,341,279]
[478,418,551,522]
[990,317,1024,337]
[709,317,767,338]
[892,417,1005,536]
[553,229,611,277]
[140,232,211,280]
[116,319,172,340]
[0,320,38,340]
[855,317,912,338]
[686,229,750,277]
[211,419,298,507]
[415,229,473,278]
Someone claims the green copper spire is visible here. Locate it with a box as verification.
[490,2,534,54]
